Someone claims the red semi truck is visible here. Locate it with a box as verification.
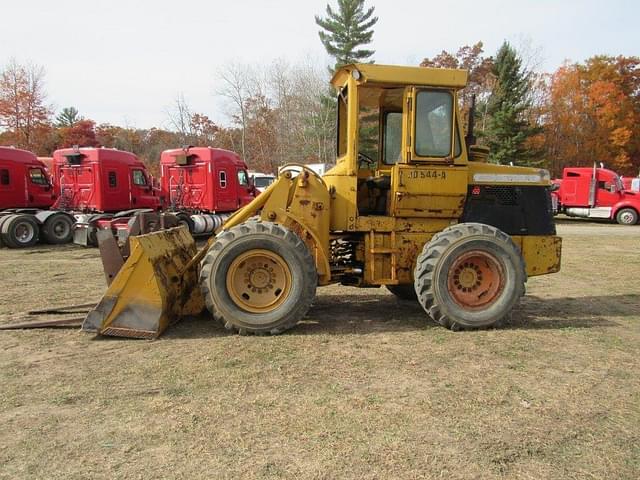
[0,147,75,247]
[160,147,256,235]
[1,145,257,248]
[52,147,162,245]
[63,146,256,245]
[552,166,640,225]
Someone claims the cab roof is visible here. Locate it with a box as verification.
[331,63,468,89]
[0,146,43,166]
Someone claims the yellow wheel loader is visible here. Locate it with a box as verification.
[83,63,562,338]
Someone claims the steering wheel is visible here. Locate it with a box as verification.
[358,152,376,169]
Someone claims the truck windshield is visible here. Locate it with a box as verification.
[415,90,453,158]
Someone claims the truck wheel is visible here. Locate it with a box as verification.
[1,214,39,248]
[199,221,317,335]
[386,284,417,301]
[176,213,194,234]
[42,214,74,244]
[414,223,526,330]
[0,215,13,247]
[615,208,638,225]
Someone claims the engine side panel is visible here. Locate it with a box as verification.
[461,185,556,236]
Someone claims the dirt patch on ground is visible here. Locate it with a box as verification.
[0,223,639,479]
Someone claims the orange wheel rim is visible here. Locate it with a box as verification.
[447,250,505,310]
[226,249,292,313]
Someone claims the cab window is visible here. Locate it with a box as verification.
[415,90,453,157]
[219,171,227,188]
[29,168,49,186]
[108,171,117,188]
[382,112,403,165]
[237,170,248,187]
[132,169,147,186]
[336,87,348,157]
[1,168,10,185]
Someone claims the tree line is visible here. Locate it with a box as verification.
[1,0,639,177]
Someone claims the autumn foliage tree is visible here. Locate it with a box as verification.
[543,55,640,176]
[420,42,494,129]
[57,119,100,148]
[0,59,52,152]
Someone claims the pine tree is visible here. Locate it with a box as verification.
[315,0,378,71]
[55,107,82,127]
[484,42,540,166]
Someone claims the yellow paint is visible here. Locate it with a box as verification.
[513,235,563,277]
[331,63,468,89]
[390,164,467,218]
[84,227,204,338]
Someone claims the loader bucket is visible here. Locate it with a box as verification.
[82,227,205,339]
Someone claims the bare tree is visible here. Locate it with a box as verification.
[217,63,252,162]
[166,93,194,144]
[215,58,336,169]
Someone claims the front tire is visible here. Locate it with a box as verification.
[199,221,317,335]
[414,223,526,330]
[616,208,638,225]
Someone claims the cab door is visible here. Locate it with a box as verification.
[130,168,158,209]
[27,166,54,208]
[594,170,620,208]
[236,168,255,207]
[214,159,236,211]
[390,87,467,219]
[0,161,19,208]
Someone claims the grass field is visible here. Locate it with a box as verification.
[1,221,639,479]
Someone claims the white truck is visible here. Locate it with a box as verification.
[249,171,276,193]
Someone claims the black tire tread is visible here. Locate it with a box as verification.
[199,221,317,335]
[42,213,74,244]
[414,222,526,331]
[1,214,39,249]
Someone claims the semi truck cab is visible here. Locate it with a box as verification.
[552,166,640,225]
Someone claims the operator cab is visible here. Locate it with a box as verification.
[331,64,467,217]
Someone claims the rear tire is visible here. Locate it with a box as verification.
[1,214,39,248]
[414,223,526,330]
[0,215,13,247]
[386,284,418,301]
[42,213,74,244]
[615,208,638,225]
[199,221,317,335]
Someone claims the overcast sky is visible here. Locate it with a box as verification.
[2,0,638,128]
